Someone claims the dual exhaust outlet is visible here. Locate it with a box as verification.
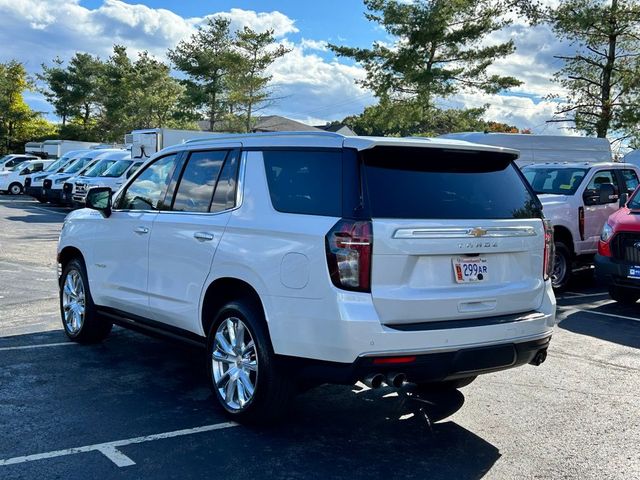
[363,372,407,389]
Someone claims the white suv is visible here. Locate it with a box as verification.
[57,133,557,423]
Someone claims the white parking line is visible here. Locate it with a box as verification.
[0,342,75,352]
[558,306,640,323]
[561,291,609,298]
[0,421,238,468]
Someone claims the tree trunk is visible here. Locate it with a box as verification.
[597,0,618,138]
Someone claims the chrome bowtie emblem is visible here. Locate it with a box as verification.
[469,227,488,238]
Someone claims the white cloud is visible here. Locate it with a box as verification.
[0,0,584,132]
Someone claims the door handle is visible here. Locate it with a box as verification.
[194,232,214,242]
[134,226,149,235]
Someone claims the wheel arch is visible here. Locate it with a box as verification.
[201,277,270,343]
[553,225,574,256]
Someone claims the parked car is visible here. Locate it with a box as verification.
[43,149,121,204]
[57,132,556,424]
[71,157,142,207]
[24,150,93,202]
[595,186,640,304]
[0,159,55,195]
[0,154,38,171]
[522,162,640,290]
[62,150,130,206]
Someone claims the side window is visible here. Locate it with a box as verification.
[210,150,240,212]
[263,150,342,216]
[31,163,44,173]
[126,162,142,179]
[585,170,619,193]
[172,150,227,213]
[621,169,639,194]
[7,159,20,168]
[117,154,179,210]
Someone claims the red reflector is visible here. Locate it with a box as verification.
[372,356,417,365]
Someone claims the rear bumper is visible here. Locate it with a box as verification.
[595,254,640,290]
[286,336,552,385]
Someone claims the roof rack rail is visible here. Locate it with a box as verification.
[183,130,345,145]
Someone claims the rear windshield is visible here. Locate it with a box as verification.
[362,147,541,219]
[522,167,588,195]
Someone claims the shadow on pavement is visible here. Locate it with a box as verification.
[0,329,500,480]
[559,307,640,349]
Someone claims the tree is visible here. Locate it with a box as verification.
[66,53,103,135]
[38,58,74,127]
[229,27,290,132]
[168,18,237,131]
[526,0,640,140]
[340,99,519,137]
[0,60,56,153]
[329,0,522,109]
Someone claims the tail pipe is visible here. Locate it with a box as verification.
[362,373,385,389]
[386,372,407,388]
[529,348,548,366]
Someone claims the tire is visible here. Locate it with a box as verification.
[206,299,295,424]
[608,285,640,305]
[414,376,477,393]
[551,241,572,291]
[59,258,112,343]
[8,183,23,195]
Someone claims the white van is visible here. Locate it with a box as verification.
[439,132,612,167]
[0,159,55,194]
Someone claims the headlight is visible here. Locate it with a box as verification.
[601,223,613,242]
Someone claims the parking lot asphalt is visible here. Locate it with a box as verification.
[0,195,639,480]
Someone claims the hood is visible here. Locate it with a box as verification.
[611,207,640,232]
[537,193,570,206]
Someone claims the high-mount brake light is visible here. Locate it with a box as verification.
[325,219,372,293]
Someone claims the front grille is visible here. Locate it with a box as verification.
[24,178,31,187]
[43,179,52,189]
[612,232,640,263]
[75,183,86,193]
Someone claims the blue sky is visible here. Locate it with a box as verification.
[0,0,574,134]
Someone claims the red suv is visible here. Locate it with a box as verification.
[595,188,640,304]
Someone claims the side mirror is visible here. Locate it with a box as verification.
[619,192,629,208]
[86,187,112,217]
[598,183,617,204]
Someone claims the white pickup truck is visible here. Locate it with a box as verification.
[522,162,640,289]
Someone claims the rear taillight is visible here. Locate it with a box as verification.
[325,219,372,292]
[543,219,554,281]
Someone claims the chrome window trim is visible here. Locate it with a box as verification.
[112,151,247,217]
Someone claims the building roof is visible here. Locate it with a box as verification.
[198,115,322,133]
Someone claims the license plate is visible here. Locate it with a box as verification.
[453,256,488,283]
[628,266,640,279]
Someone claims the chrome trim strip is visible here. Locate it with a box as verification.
[393,226,537,239]
[358,331,553,358]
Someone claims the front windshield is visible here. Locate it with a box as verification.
[523,167,589,195]
[45,156,72,172]
[102,160,133,178]
[85,159,119,177]
[0,155,12,163]
[64,157,92,174]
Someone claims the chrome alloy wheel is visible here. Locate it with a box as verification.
[551,251,567,288]
[211,317,258,411]
[62,269,86,335]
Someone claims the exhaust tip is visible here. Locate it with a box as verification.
[529,349,548,366]
[386,372,407,388]
[363,373,385,389]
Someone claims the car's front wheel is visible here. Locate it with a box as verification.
[9,183,23,195]
[60,258,112,343]
[207,300,294,424]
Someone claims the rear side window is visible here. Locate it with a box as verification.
[172,150,226,213]
[211,150,240,212]
[362,147,541,219]
[620,169,639,194]
[263,150,342,216]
